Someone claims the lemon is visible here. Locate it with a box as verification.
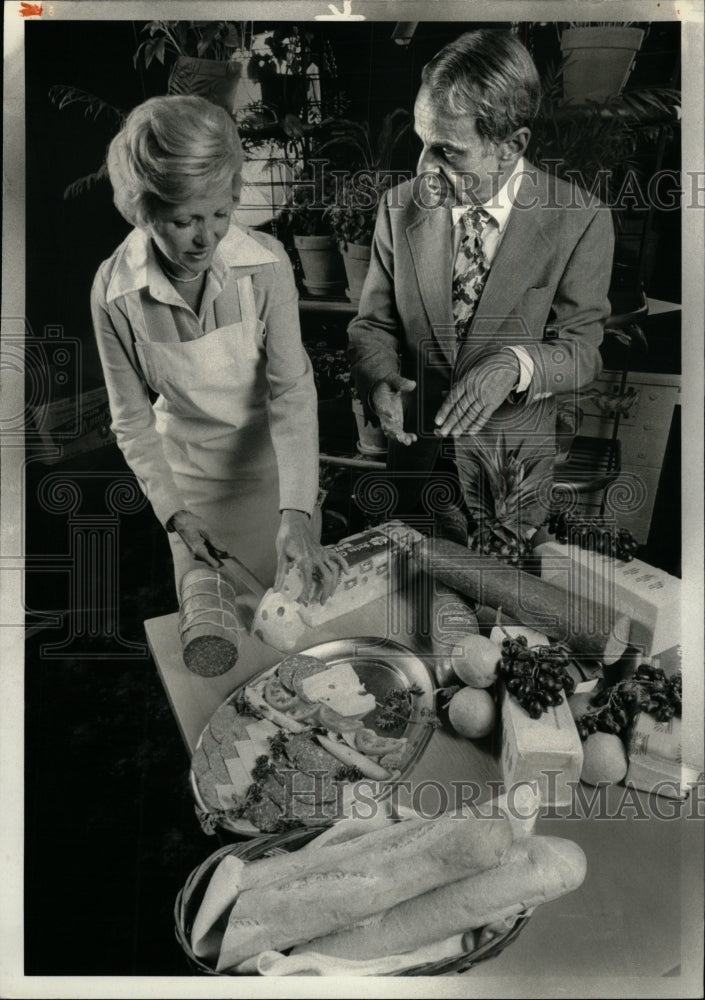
[448,686,496,739]
[452,635,501,689]
[580,732,628,785]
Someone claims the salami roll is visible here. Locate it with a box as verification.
[298,835,587,960]
[224,811,512,961]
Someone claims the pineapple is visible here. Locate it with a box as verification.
[454,430,554,565]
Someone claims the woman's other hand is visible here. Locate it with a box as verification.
[275,510,348,605]
[169,509,228,569]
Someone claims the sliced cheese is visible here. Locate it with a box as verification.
[300,662,376,717]
[245,719,280,742]
[223,758,252,797]
[235,739,272,777]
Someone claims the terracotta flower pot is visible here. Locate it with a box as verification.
[168,56,242,112]
[352,397,387,457]
[560,27,645,102]
[293,235,346,297]
[340,241,372,305]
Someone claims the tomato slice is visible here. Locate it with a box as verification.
[317,703,365,734]
[353,727,406,758]
[264,675,302,712]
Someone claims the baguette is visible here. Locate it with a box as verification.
[297,835,587,960]
[224,811,512,962]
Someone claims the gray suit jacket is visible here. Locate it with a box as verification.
[348,164,615,516]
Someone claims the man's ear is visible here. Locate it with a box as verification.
[499,127,531,161]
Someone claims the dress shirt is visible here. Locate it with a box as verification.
[451,156,534,393]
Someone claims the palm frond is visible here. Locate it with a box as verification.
[63,162,110,200]
[48,85,126,125]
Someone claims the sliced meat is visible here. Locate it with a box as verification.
[278,653,328,693]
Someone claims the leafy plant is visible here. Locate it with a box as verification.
[133,20,244,69]
[277,164,339,238]
[318,110,412,247]
[530,61,680,212]
[48,86,127,199]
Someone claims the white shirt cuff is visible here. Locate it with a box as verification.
[507,346,534,393]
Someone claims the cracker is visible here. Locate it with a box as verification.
[208,750,231,785]
[190,746,210,777]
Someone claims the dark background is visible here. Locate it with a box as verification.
[23,20,682,975]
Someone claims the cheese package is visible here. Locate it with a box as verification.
[500,682,584,807]
[297,521,424,627]
[625,712,703,799]
[252,521,423,651]
[535,539,680,657]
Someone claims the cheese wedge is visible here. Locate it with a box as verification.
[300,662,376,717]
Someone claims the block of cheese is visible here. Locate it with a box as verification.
[299,662,376,717]
[500,682,584,807]
[252,522,423,651]
[625,712,702,799]
[297,521,423,627]
[535,539,680,657]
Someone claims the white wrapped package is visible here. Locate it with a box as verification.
[252,522,423,651]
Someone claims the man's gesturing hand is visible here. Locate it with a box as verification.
[434,352,520,437]
[370,374,418,446]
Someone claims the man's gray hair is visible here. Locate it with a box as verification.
[421,30,541,144]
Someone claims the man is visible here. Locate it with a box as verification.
[348,30,614,542]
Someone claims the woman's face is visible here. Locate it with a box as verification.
[148,179,236,277]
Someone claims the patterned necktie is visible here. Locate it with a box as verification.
[452,206,494,341]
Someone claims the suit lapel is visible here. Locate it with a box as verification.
[470,169,553,334]
[406,198,456,367]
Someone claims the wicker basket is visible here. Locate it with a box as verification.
[174,827,529,977]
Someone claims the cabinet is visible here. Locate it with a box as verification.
[574,369,681,543]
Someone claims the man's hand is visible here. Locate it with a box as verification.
[275,509,348,604]
[370,374,418,446]
[434,352,520,437]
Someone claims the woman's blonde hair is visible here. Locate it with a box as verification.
[107,95,244,226]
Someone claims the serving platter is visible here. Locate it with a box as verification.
[189,636,436,836]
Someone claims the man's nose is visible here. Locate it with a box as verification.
[417,145,437,175]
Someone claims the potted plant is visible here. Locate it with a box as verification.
[277,168,346,297]
[558,22,646,103]
[134,20,246,111]
[318,110,411,304]
[529,63,680,283]
[305,340,387,456]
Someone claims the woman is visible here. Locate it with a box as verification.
[91,95,340,601]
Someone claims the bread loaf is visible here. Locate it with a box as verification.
[298,835,587,960]
[222,810,512,962]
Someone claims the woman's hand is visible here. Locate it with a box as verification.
[168,509,228,569]
[275,509,347,605]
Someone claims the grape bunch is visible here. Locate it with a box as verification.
[499,634,576,720]
[546,512,640,562]
[575,665,682,741]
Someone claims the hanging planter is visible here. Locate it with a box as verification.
[293,235,346,297]
[340,241,372,305]
[560,26,645,103]
[168,56,243,111]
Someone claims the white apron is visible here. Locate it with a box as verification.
[133,275,281,590]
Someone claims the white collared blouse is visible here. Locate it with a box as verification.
[91,221,319,527]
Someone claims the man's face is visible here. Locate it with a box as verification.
[413,85,506,205]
